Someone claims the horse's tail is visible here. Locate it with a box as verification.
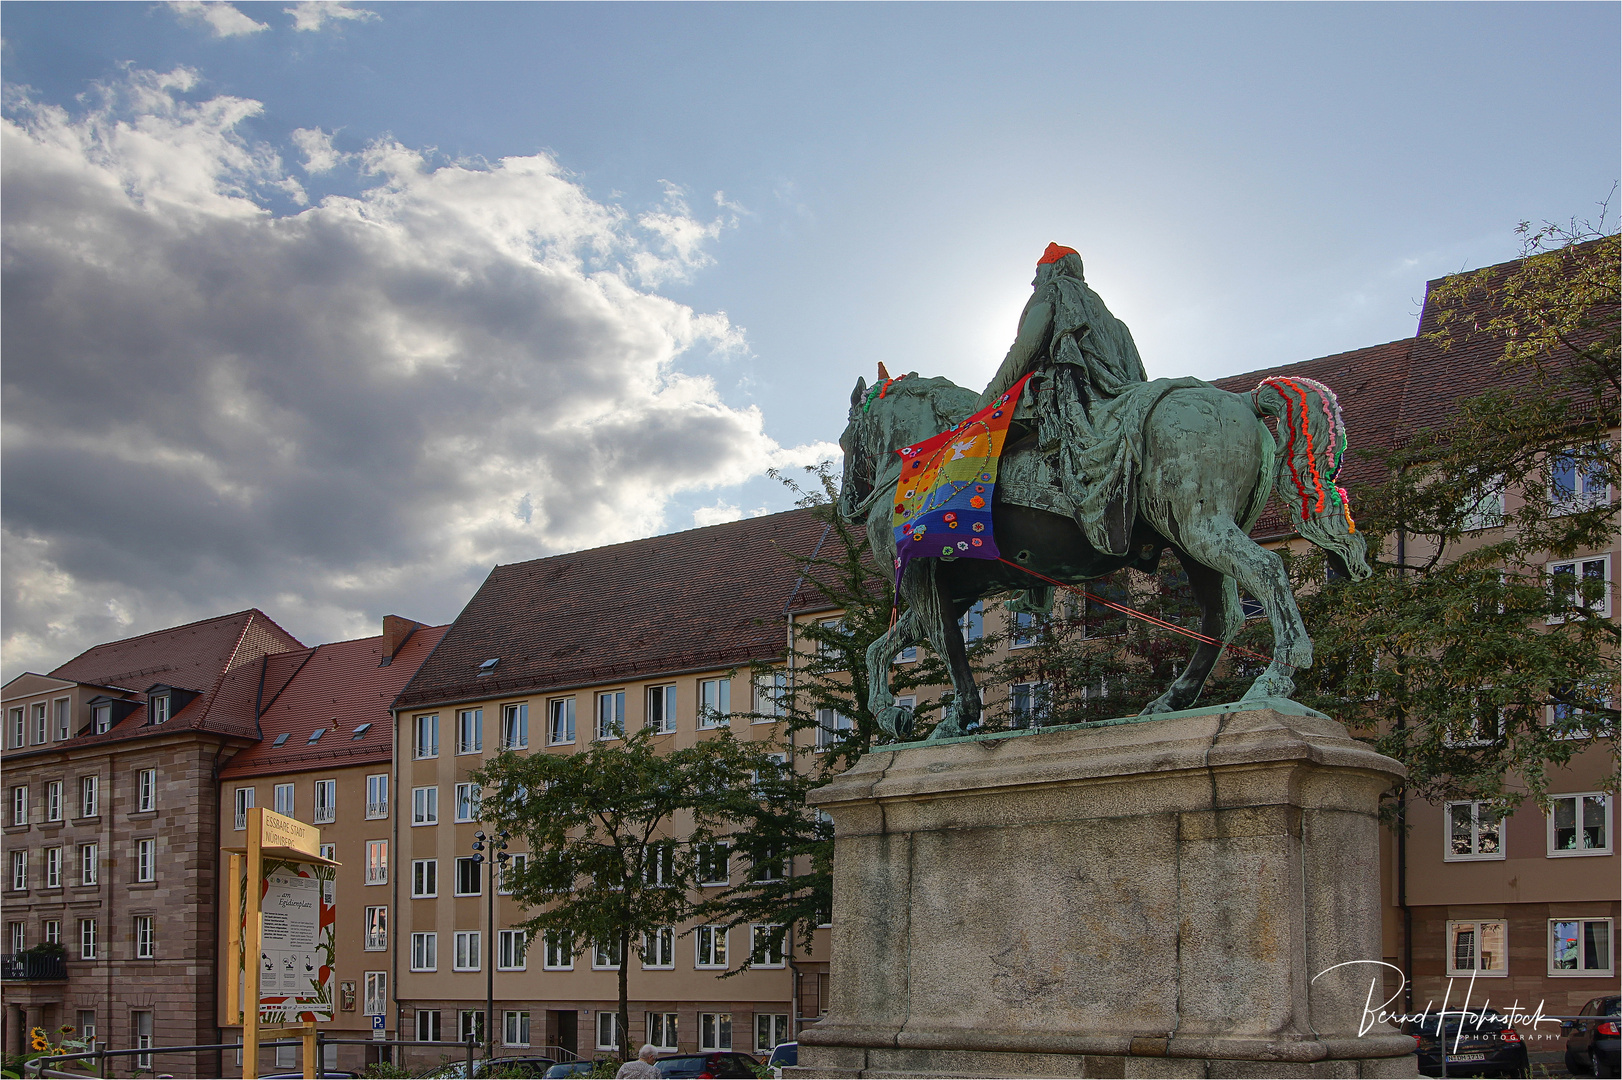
[1250,376,1371,580]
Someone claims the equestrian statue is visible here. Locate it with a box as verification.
[837,243,1369,741]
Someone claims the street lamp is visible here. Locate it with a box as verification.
[471,829,509,1062]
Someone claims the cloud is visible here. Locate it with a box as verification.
[285,1,379,33]
[0,69,824,679]
[167,1,268,37]
[291,126,343,173]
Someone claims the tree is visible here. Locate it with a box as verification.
[471,727,782,1063]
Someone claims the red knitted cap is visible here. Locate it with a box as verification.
[1037,243,1079,265]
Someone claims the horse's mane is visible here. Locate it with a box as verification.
[878,373,978,432]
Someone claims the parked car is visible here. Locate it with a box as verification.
[539,1060,613,1078]
[654,1051,761,1078]
[764,1042,796,1078]
[1409,1010,1529,1078]
[1564,995,1621,1078]
[417,1057,558,1078]
[260,1073,359,1079]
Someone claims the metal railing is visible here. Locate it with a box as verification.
[1,952,68,980]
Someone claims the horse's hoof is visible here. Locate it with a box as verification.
[1139,696,1178,715]
[877,705,914,740]
[1242,672,1297,702]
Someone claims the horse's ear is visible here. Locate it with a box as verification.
[850,377,867,412]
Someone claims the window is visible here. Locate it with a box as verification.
[410,932,437,971]
[7,921,22,953]
[647,1013,678,1053]
[365,840,387,884]
[1010,611,1042,648]
[1548,793,1611,855]
[366,774,389,819]
[92,704,111,734]
[455,856,481,896]
[749,844,786,883]
[454,783,481,823]
[44,848,61,889]
[136,770,155,813]
[543,930,574,970]
[43,920,60,945]
[1445,801,1503,861]
[647,685,677,734]
[697,842,729,886]
[498,852,527,894]
[412,786,439,826]
[698,678,730,729]
[8,708,22,748]
[313,780,335,824]
[750,924,786,968]
[895,645,918,664]
[642,926,675,969]
[597,691,625,740]
[363,971,387,1016]
[643,843,674,887]
[816,618,844,660]
[815,708,851,750]
[503,1010,530,1048]
[45,781,62,822]
[134,915,154,959]
[53,699,70,741]
[593,937,624,969]
[9,851,24,891]
[548,698,576,745]
[596,1011,621,1052]
[365,906,387,951]
[76,1011,95,1044]
[79,843,97,885]
[319,843,336,861]
[1550,918,1613,976]
[958,601,984,643]
[460,1011,485,1044]
[79,918,97,959]
[411,859,437,898]
[133,1011,153,1069]
[79,775,98,818]
[454,930,481,971]
[1010,681,1048,729]
[351,722,371,740]
[234,787,254,830]
[416,1010,441,1042]
[1548,556,1611,620]
[32,703,47,744]
[273,783,295,817]
[754,671,787,719]
[1447,920,1508,976]
[135,838,155,882]
[501,703,528,749]
[1460,474,1506,531]
[1551,445,1610,509]
[150,694,169,725]
[698,1012,732,1052]
[457,708,483,754]
[10,786,26,826]
[755,1013,790,1054]
[498,929,527,970]
[695,925,728,969]
[414,714,439,758]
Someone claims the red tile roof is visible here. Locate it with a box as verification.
[394,509,832,710]
[222,624,446,778]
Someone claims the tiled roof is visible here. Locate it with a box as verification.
[395,509,831,710]
[222,625,446,778]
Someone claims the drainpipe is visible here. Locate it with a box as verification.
[389,706,402,1067]
[1395,526,1413,1014]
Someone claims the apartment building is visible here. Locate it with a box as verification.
[386,510,833,1065]
[1,610,305,1066]
[213,616,446,1076]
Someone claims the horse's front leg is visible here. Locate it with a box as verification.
[913,565,980,739]
[1141,554,1241,714]
[865,607,923,739]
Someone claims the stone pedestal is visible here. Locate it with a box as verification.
[793,704,1415,1079]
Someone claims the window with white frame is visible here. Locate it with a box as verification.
[367,774,388,819]
[543,930,574,970]
[365,906,387,951]
[416,1010,441,1042]
[45,781,62,822]
[815,707,851,750]
[410,932,437,971]
[234,787,254,830]
[754,671,787,720]
[9,850,26,891]
[695,925,728,969]
[7,707,22,748]
[499,852,527,894]
[319,843,336,861]
[1010,681,1048,728]
[1547,556,1611,620]
[75,1011,93,1043]
[895,695,916,722]
[365,840,387,884]
[1459,473,1506,530]
[641,926,675,969]
[413,786,439,826]
[44,847,61,889]
[1550,918,1613,976]
[816,618,843,660]
[454,856,481,896]
[79,843,97,885]
[597,691,625,740]
[503,1010,530,1048]
[136,770,156,813]
[7,922,23,954]
[414,714,439,758]
[92,704,111,734]
[1447,920,1508,976]
[79,918,97,959]
[959,601,984,643]
[548,698,576,745]
[273,783,295,817]
[596,1011,620,1052]
[460,1011,485,1045]
[150,694,169,725]
[647,1013,678,1053]
[1445,801,1504,861]
[748,844,786,883]
[1550,445,1611,509]
[755,1013,790,1054]
[32,703,47,744]
[412,859,437,898]
[79,775,98,818]
[135,838,155,882]
[363,971,387,1015]
[10,785,26,826]
[1548,793,1611,855]
[457,708,483,754]
[43,920,60,945]
[698,678,730,728]
[593,937,623,969]
[498,929,527,970]
[895,645,918,663]
[642,843,674,888]
[133,1011,153,1068]
[698,1012,732,1051]
[453,930,481,971]
[750,924,786,968]
[501,703,528,749]
[1010,611,1042,648]
[454,783,481,823]
[134,915,154,959]
[697,842,729,886]
[53,699,70,741]
[313,779,335,824]
[647,685,677,734]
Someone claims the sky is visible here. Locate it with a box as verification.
[2,1,1617,680]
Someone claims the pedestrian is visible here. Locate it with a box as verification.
[615,1043,662,1078]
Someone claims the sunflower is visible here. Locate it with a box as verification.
[30,1034,50,1051]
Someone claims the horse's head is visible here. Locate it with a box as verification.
[837,368,978,522]
[837,375,874,521]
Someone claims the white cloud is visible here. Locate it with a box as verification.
[291,126,343,174]
[167,1,268,37]
[692,501,743,528]
[285,1,379,33]
[0,69,823,679]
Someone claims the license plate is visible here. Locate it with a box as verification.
[1446,1053,1487,1062]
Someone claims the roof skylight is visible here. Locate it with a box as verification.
[273,733,291,747]
[307,728,325,744]
[477,658,500,675]
[351,723,372,739]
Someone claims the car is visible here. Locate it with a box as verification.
[538,1061,617,1079]
[653,1051,761,1078]
[764,1042,796,1078]
[416,1057,559,1078]
[1564,995,1621,1078]
[259,1073,359,1079]
[1409,1010,1529,1079]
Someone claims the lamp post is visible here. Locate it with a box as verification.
[471,829,509,1062]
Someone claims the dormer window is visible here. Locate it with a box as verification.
[92,705,111,734]
[477,658,500,676]
[150,694,170,725]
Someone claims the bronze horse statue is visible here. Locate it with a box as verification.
[837,371,1369,740]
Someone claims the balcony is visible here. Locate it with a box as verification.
[2,952,68,980]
